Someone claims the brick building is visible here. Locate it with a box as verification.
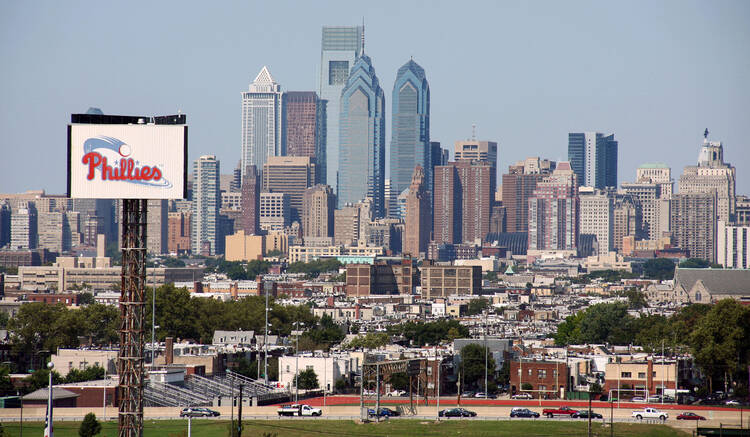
[510,359,569,399]
[345,258,416,297]
[420,264,482,298]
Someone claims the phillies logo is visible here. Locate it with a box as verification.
[81,136,171,188]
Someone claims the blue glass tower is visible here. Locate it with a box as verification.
[568,132,618,189]
[338,54,386,218]
[390,59,430,199]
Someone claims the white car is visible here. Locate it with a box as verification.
[386,390,406,397]
[632,407,668,421]
[362,389,376,396]
[277,404,322,417]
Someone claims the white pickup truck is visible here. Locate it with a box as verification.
[632,407,668,421]
[277,404,322,417]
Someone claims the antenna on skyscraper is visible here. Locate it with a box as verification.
[704,128,709,139]
[361,17,365,54]
[472,123,477,140]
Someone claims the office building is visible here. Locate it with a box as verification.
[637,163,673,198]
[262,156,316,223]
[240,165,261,235]
[366,218,403,253]
[191,156,221,256]
[167,211,191,255]
[527,162,578,254]
[338,53,386,218]
[430,141,448,193]
[568,132,618,189]
[259,192,290,232]
[678,133,736,223]
[718,221,749,269]
[433,161,495,245]
[621,180,670,240]
[283,91,327,184]
[319,25,363,194]
[390,59,430,196]
[501,158,556,233]
[147,200,168,255]
[454,140,498,169]
[421,264,482,298]
[0,202,10,248]
[302,184,335,240]
[612,194,640,253]
[241,66,284,183]
[10,203,37,250]
[37,211,69,254]
[334,199,372,246]
[404,166,432,257]
[578,187,615,253]
[671,193,717,263]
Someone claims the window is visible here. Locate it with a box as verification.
[621,372,632,378]
[638,372,646,379]
[286,365,290,373]
[537,369,547,379]
[528,369,532,376]
[652,371,657,377]
[538,384,546,392]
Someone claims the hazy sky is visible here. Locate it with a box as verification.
[1,1,748,195]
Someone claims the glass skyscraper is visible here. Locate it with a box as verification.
[390,59,430,197]
[192,155,220,255]
[568,132,618,189]
[319,25,363,195]
[241,66,283,183]
[338,53,386,218]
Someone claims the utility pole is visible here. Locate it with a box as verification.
[436,347,441,420]
[484,310,488,398]
[237,384,243,437]
[587,392,592,437]
[264,284,269,386]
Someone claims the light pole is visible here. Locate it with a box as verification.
[484,310,488,398]
[292,322,305,403]
[264,285,269,386]
[45,362,54,437]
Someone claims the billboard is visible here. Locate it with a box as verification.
[68,123,187,199]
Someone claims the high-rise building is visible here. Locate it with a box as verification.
[454,140,498,169]
[259,192,290,232]
[384,179,399,219]
[636,163,673,198]
[0,202,10,248]
[568,132,618,189]
[621,180,666,240]
[612,193,640,253]
[241,66,284,183]
[319,25,363,194]
[302,184,335,240]
[404,166,431,257]
[501,158,556,233]
[736,195,750,226]
[718,221,749,269]
[334,199,372,246]
[671,193,717,263]
[390,59,430,196]
[38,211,67,254]
[168,211,191,255]
[283,92,327,184]
[10,203,37,250]
[191,155,221,256]
[240,165,261,235]
[70,199,114,246]
[147,199,168,255]
[678,133,736,223]
[338,53,386,217]
[433,161,495,245]
[429,141,447,193]
[262,156,317,224]
[527,162,579,254]
[579,187,615,253]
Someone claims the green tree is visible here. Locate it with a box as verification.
[0,312,8,329]
[466,298,490,316]
[246,260,271,278]
[554,311,585,346]
[690,299,750,393]
[679,258,711,269]
[78,412,102,437]
[387,319,469,347]
[24,368,63,393]
[342,332,389,350]
[643,258,675,280]
[65,365,105,384]
[78,292,95,306]
[521,382,533,391]
[295,368,319,390]
[460,344,495,391]
[483,271,498,281]
[81,303,119,345]
[7,303,84,370]
[496,360,511,385]
[389,372,409,391]
[0,366,14,396]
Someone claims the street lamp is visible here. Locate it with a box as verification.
[292,322,305,402]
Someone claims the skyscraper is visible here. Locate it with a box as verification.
[433,161,495,244]
[568,132,618,189]
[302,184,335,240]
[404,165,432,257]
[319,25,363,194]
[241,66,283,182]
[283,92,327,184]
[146,200,168,255]
[579,187,615,253]
[636,163,673,198]
[191,156,220,255]
[262,156,317,224]
[527,162,579,253]
[10,202,37,250]
[390,59,430,196]
[338,53,386,218]
[671,193,717,263]
[240,165,260,236]
[454,140,498,169]
[501,158,556,233]
[678,133,736,223]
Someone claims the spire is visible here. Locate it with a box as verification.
[361,17,365,54]
[249,66,280,93]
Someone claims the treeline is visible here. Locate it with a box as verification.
[554,299,750,393]
[386,319,470,347]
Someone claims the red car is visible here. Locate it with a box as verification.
[542,406,579,418]
[676,412,706,420]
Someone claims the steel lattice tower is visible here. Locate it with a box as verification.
[119,199,147,437]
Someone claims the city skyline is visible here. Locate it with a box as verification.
[1,1,749,196]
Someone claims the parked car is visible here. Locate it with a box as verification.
[647,395,662,403]
[180,407,220,417]
[676,412,706,420]
[632,407,668,421]
[362,389,376,396]
[461,391,475,398]
[631,396,646,402]
[512,393,533,400]
[386,390,406,397]
[572,410,603,419]
[277,404,322,417]
[725,399,743,406]
[439,408,477,418]
[542,406,579,418]
[474,392,495,399]
[368,407,400,418]
[510,408,540,418]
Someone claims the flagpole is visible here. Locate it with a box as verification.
[46,361,54,437]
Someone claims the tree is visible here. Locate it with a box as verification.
[521,382,533,391]
[466,298,489,316]
[0,312,7,329]
[460,344,495,391]
[679,258,711,269]
[643,258,675,280]
[0,366,14,396]
[79,412,102,437]
[335,377,349,393]
[81,303,119,346]
[483,271,498,281]
[24,368,63,393]
[246,260,271,278]
[497,361,511,386]
[295,368,319,390]
[389,372,409,392]
[78,292,95,306]
[342,332,389,350]
[265,249,284,258]
[387,319,469,347]
[65,365,105,384]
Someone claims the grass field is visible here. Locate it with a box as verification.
[0,419,691,437]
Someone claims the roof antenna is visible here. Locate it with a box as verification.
[361,17,365,54]
[472,123,477,141]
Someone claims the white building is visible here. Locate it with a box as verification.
[241,66,283,183]
[636,163,673,198]
[679,135,736,224]
[718,221,750,269]
[278,354,355,393]
[260,192,290,232]
[578,187,614,253]
[10,203,37,250]
[192,156,220,255]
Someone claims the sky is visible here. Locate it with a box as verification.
[1,0,749,195]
